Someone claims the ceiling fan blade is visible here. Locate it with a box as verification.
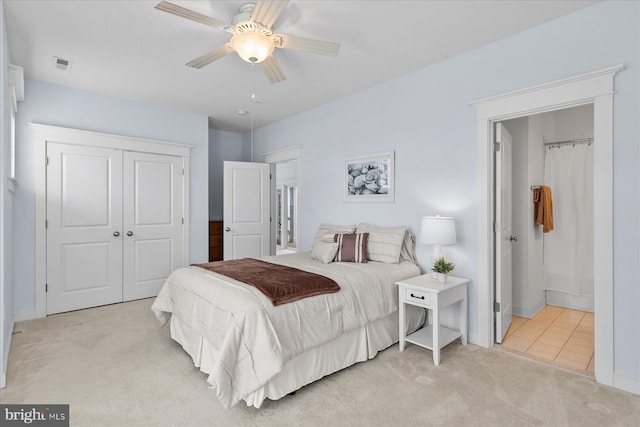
[251,0,290,29]
[155,1,232,33]
[277,34,340,56]
[186,44,234,68]
[260,55,286,84]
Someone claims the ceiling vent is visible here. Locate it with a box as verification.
[52,56,72,71]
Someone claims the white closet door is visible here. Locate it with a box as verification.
[122,151,184,301]
[46,143,123,314]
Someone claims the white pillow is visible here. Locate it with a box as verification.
[355,223,406,264]
[312,223,356,249]
[399,231,418,264]
[311,242,339,264]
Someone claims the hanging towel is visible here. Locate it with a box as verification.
[533,185,554,233]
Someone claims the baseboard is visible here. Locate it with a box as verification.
[614,372,640,395]
[545,290,594,312]
[513,301,545,319]
[1,317,14,389]
[468,332,484,347]
[13,310,37,322]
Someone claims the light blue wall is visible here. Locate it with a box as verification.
[13,79,209,316]
[252,1,640,382]
[0,0,14,387]
[208,128,250,221]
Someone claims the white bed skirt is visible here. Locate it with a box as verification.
[170,305,425,408]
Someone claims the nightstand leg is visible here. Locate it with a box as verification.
[398,289,406,352]
[433,307,440,366]
[461,297,467,346]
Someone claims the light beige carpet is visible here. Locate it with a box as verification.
[1,298,638,426]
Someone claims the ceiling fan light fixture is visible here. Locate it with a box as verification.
[230,31,274,64]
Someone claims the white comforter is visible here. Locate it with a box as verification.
[151,252,420,408]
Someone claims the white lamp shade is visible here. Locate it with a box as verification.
[230,32,274,63]
[420,216,456,245]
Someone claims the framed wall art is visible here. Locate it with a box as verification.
[344,150,394,202]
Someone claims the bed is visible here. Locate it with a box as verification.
[151,224,425,409]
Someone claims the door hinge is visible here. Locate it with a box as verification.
[494,301,501,312]
[46,156,50,166]
[182,168,185,175]
[181,217,184,225]
[493,221,499,233]
[493,141,501,152]
[45,220,48,229]
[270,174,272,180]
[46,283,48,293]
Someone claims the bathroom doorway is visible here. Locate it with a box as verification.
[497,104,595,375]
[263,146,302,257]
[275,160,298,255]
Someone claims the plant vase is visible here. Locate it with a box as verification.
[437,272,447,283]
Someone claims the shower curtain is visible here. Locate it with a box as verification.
[542,143,594,304]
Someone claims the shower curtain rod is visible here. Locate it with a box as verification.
[544,137,594,148]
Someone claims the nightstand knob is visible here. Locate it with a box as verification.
[410,293,425,300]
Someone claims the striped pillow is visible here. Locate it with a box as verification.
[334,233,369,263]
[355,223,406,264]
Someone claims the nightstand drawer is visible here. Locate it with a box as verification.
[405,288,431,307]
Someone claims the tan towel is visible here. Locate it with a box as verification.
[533,185,554,233]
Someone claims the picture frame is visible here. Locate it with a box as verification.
[344,150,395,202]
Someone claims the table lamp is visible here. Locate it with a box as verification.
[420,216,456,275]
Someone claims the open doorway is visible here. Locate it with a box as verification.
[497,105,595,376]
[471,65,622,388]
[275,160,298,255]
[263,146,302,257]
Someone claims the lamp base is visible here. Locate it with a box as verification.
[431,244,443,279]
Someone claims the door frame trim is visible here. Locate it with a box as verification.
[469,64,623,387]
[33,123,193,318]
[263,146,302,254]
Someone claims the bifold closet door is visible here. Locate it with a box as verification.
[122,151,184,301]
[46,143,123,315]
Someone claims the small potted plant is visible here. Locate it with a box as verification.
[432,257,455,283]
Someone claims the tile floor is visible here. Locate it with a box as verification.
[501,305,594,375]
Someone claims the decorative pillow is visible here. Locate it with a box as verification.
[335,233,369,263]
[322,233,338,243]
[311,242,339,264]
[355,223,406,264]
[312,223,356,249]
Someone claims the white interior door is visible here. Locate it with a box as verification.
[46,143,123,314]
[223,161,271,260]
[495,123,514,343]
[123,151,183,301]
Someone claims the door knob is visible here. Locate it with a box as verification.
[510,235,518,242]
[225,227,230,232]
[113,231,120,237]
[127,231,133,236]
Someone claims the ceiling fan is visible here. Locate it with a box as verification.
[155,0,341,84]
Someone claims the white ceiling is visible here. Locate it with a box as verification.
[4,0,595,133]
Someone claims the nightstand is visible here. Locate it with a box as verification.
[397,274,469,365]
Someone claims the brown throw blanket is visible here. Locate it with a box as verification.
[533,185,554,233]
[193,258,341,306]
